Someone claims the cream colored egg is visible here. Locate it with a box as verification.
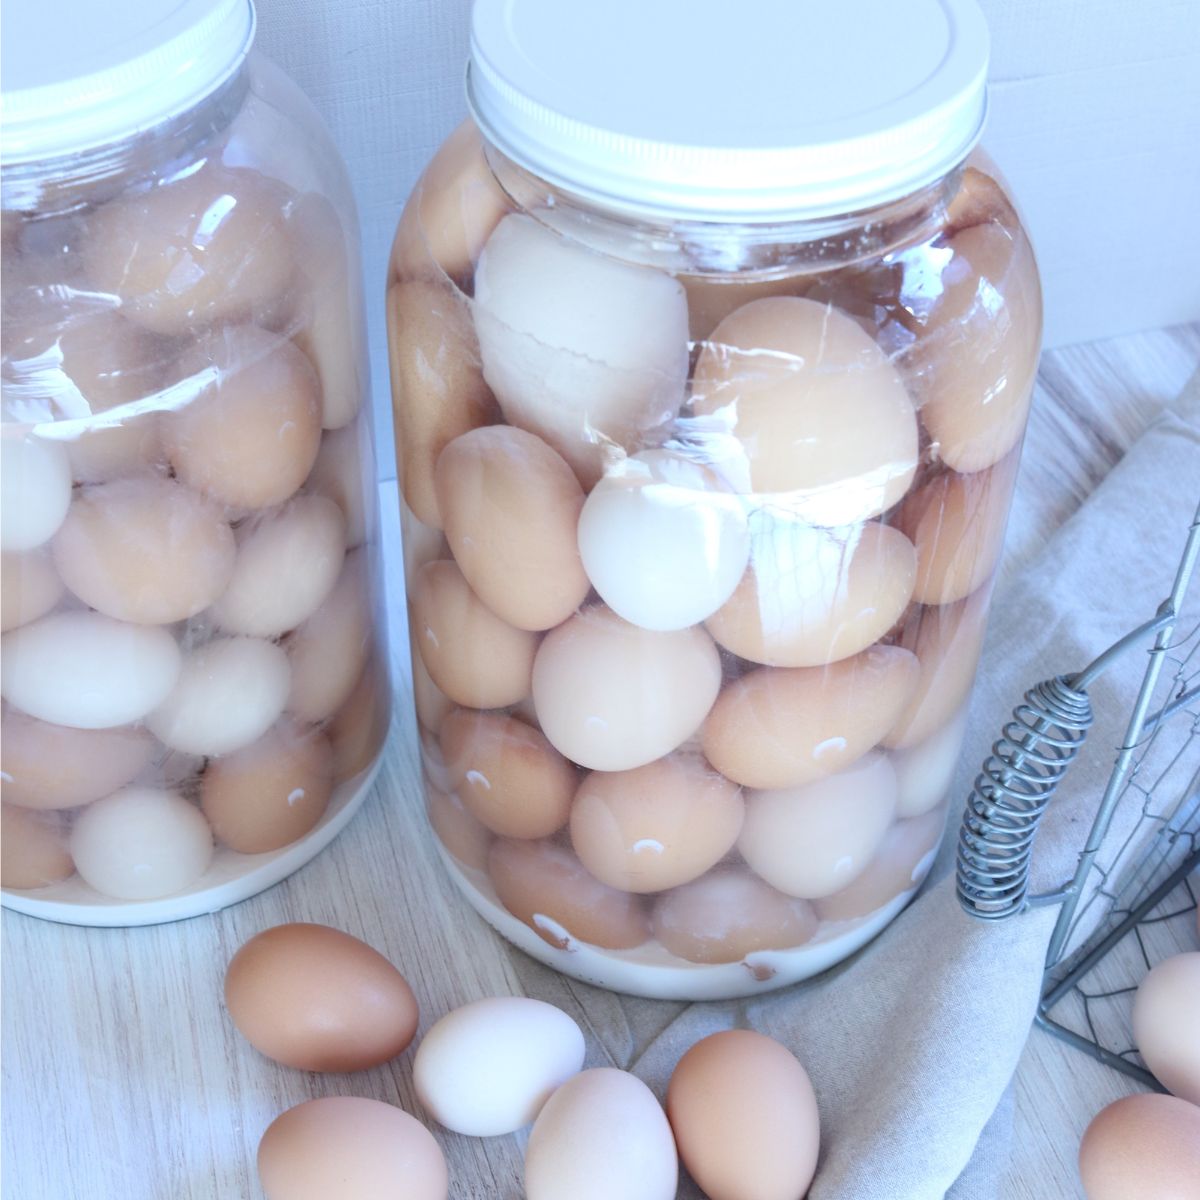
[212,495,345,636]
[652,866,819,964]
[703,644,918,790]
[678,271,809,343]
[533,606,721,772]
[1132,952,1200,1105]
[0,805,74,889]
[578,449,751,632]
[739,752,898,898]
[893,707,969,818]
[148,637,290,757]
[0,550,63,632]
[473,213,689,489]
[427,786,492,871]
[201,720,333,854]
[570,754,743,893]
[410,646,453,733]
[0,710,155,810]
[410,560,536,710]
[162,325,323,510]
[690,297,918,523]
[0,433,71,551]
[1078,1094,1200,1200]
[1,612,180,728]
[81,165,293,335]
[387,277,498,527]
[70,786,213,900]
[706,515,916,667]
[305,421,371,547]
[52,477,236,624]
[327,662,390,784]
[440,708,576,839]
[488,837,651,950]
[435,425,589,632]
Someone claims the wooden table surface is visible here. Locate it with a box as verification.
[4,322,1199,1200]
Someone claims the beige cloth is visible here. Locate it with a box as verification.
[506,370,1200,1200]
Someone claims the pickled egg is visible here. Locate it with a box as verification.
[893,707,969,818]
[399,496,448,582]
[0,549,63,632]
[946,163,1020,235]
[410,648,453,734]
[305,420,370,547]
[0,433,70,551]
[427,787,492,871]
[0,805,74,889]
[1132,951,1200,1104]
[327,663,390,784]
[1078,1094,1200,1200]
[677,271,809,343]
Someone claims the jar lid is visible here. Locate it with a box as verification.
[468,0,989,222]
[1,0,255,165]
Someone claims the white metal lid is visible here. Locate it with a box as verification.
[1,0,256,165]
[468,0,990,222]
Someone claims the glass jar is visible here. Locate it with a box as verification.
[0,0,389,925]
[389,0,1040,998]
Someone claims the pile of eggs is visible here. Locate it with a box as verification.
[387,124,1041,990]
[0,134,387,906]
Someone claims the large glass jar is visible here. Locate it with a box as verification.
[388,0,1040,998]
[0,0,389,925]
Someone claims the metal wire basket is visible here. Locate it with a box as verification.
[956,496,1200,1088]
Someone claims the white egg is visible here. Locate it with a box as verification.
[414,997,586,1136]
[1,612,180,729]
[147,637,290,756]
[1,434,71,551]
[70,786,213,900]
[578,450,750,631]
[892,707,970,818]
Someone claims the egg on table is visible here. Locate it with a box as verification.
[1131,951,1200,1105]
[1078,1093,1200,1200]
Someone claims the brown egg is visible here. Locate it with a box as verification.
[400,497,448,582]
[703,644,918,789]
[435,425,589,631]
[258,1096,448,1200]
[387,277,498,527]
[1,550,64,632]
[946,160,1020,235]
[52,476,235,624]
[690,297,918,523]
[410,560,537,709]
[201,721,334,854]
[652,867,818,964]
[678,271,810,343]
[163,325,322,510]
[0,710,155,810]
[327,662,390,784]
[488,837,651,950]
[225,923,419,1071]
[410,646,454,733]
[0,805,74,889]
[1078,1094,1200,1200]
[427,786,492,871]
[1132,952,1200,1105]
[440,708,576,839]
[570,754,743,893]
[305,421,372,547]
[815,808,945,921]
[667,1030,820,1200]
[82,165,293,335]
[896,451,1020,605]
[706,517,916,667]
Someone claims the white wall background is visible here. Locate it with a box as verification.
[254,0,1200,481]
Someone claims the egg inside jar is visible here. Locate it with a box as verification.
[0,48,389,924]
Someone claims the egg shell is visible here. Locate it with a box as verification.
[435,425,589,631]
[410,647,454,733]
[305,420,372,547]
[0,805,74,889]
[1,612,181,729]
[1132,951,1200,1104]
[488,837,651,950]
[212,494,345,637]
[70,786,213,900]
[893,707,969,818]
[327,662,390,784]
[569,754,744,893]
[387,276,498,527]
[427,786,492,871]
[257,1097,448,1200]
[414,997,586,1136]
[706,516,916,667]
[578,449,752,632]
[0,710,155,810]
[678,271,810,343]
[946,162,1020,235]
[532,606,721,772]
[163,325,323,510]
[0,550,64,632]
[690,296,918,523]
[473,212,689,489]
[1078,1093,1200,1200]
[410,559,537,710]
[652,866,819,964]
[439,708,576,839]
[0,433,71,551]
[666,1030,819,1200]
[525,1068,678,1200]
[703,644,918,790]
[52,476,236,624]
[81,165,293,335]
[225,923,418,1071]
